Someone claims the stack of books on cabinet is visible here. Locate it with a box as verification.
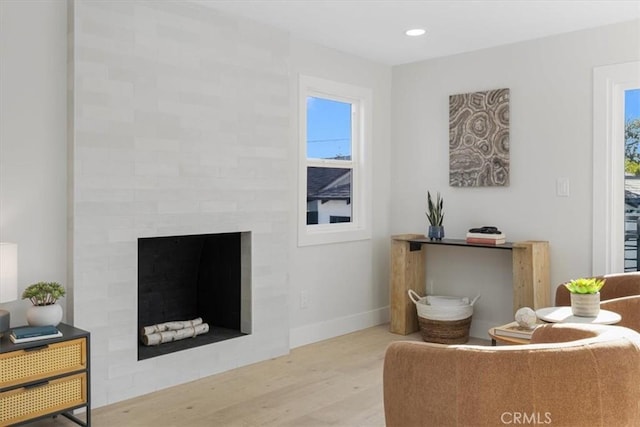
[466,227,506,245]
[10,325,62,343]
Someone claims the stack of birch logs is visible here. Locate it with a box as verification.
[140,317,209,346]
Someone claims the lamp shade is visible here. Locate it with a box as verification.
[0,242,18,303]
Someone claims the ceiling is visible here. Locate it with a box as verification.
[198,0,640,65]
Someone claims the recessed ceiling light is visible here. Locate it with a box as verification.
[405,28,426,37]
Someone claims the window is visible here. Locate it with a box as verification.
[298,75,372,246]
[593,61,640,274]
[623,89,640,272]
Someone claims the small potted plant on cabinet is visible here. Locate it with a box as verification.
[22,281,66,326]
[426,191,444,240]
[564,277,605,317]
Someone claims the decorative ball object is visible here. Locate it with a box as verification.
[515,307,537,329]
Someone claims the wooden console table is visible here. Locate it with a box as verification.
[390,234,550,335]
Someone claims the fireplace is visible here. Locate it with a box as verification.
[137,232,252,360]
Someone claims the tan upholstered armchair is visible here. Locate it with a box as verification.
[600,295,640,331]
[555,272,640,331]
[383,324,640,427]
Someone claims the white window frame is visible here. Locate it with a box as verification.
[298,75,372,246]
[593,61,640,275]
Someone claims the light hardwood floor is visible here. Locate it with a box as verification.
[28,324,489,427]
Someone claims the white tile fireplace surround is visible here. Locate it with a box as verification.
[69,1,290,406]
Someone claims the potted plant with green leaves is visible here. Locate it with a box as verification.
[22,281,66,326]
[426,191,444,240]
[564,277,605,317]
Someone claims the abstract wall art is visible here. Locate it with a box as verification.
[449,88,510,187]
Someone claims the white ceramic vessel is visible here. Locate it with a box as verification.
[27,303,63,326]
[570,292,600,317]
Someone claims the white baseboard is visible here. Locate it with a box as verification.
[290,306,390,349]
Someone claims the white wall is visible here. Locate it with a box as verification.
[288,38,392,347]
[0,0,68,326]
[391,19,640,334]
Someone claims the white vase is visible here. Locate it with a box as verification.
[27,303,63,326]
[570,292,600,317]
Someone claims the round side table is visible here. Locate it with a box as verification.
[535,306,621,325]
[489,306,621,346]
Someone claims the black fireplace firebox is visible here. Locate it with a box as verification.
[137,232,249,360]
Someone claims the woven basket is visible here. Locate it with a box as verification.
[408,290,476,344]
[408,290,478,321]
[418,315,472,344]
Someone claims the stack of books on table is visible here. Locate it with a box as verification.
[10,325,62,344]
[493,321,540,339]
[466,227,506,245]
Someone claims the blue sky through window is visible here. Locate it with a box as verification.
[307,97,352,159]
[627,89,640,120]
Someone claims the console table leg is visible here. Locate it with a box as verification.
[512,241,550,312]
[390,235,426,335]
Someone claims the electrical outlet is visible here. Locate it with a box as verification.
[556,177,570,197]
[300,291,309,309]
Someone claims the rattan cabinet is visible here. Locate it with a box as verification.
[0,323,90,426]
